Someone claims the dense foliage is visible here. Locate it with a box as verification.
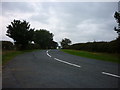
[6,20,58,50]
[6,20,34,50]
[33,29,58,49]
[114,11,120,36]
[1,41,14,50]
[66,39,119,53]
[114,11,120,53]
[60,38,71,49]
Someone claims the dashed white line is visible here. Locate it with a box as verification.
[54,58,81,68]
[46,50,51,57]
[102,72,120,78]
[46,50,81,68]
[47,50,119,79]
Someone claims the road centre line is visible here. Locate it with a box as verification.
[54,58,81,68]
[46,50,51,57]
[102,72,120,78]
[46,50,81,68]
[46,50,119,78]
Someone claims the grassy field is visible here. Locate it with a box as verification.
[61,49,120,63]
[2,49,39,65]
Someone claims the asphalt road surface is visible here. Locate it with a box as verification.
[2,49,120,88]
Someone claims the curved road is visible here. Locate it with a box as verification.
[3,49,119,88]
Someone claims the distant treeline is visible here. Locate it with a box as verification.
[1,40,58,51]
[65,37,120,53]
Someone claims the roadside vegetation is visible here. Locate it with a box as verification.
[6,20,58,50]
[2,50,39,65]
[2,10,120,65]
[61,49,120,63]
[1,19,58,66]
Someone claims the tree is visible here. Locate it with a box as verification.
[50,41,58,49]
[6,20,34,50]
[33,29,54,49]
[114,11,120,53]
[114,11,120,37]
[60,38,71,49]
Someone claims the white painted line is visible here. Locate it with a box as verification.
[102,72,120,78]
[54,58,81,68]
[46,50,51,57]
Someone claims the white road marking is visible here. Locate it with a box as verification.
[46,50,120,78]
[46,50,81,68]
[46,50,51,57]
[102,72,120,78]
[54,58,81,68]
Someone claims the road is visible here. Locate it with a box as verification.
[2,49,120,88]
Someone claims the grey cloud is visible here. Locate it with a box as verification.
[1,2,118,44]
[2,2,35,15]
[52,2,117,27]
[59,2,117,19]
[30,13,49,24]
[40,2,117,43]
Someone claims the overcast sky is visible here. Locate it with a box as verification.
[0,1,118,44]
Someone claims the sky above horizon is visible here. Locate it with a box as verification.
[0,1,118,45]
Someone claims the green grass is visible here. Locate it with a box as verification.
[2,49,39,65]
[61,49,120,63]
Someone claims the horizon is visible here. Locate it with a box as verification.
[0,1,119,45]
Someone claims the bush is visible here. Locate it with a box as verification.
[1,41,15,50]
[67,39,119,53]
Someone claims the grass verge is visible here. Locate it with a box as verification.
[61,49,120,63]
[2,49,39,65]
